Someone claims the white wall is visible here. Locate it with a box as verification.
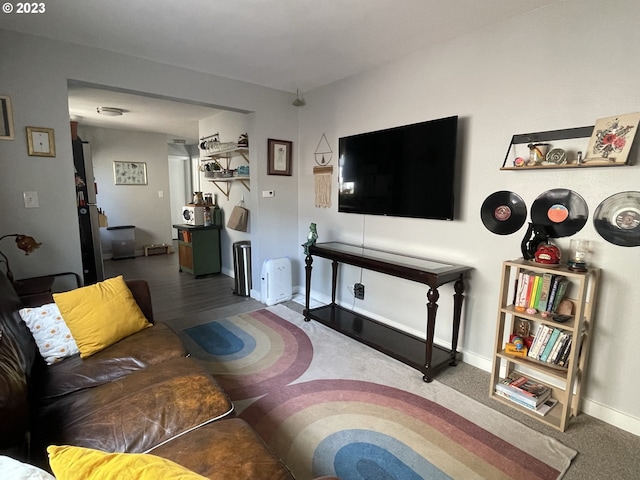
[0,28,299,292]
[296,0,640,435]
[78,125,173,255]
[168,155,190,228]
[198,106,300,292]
[198,111,252,278]
[250,108,301,293]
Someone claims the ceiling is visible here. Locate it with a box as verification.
[67,84,223,143]
[2,0,557,141]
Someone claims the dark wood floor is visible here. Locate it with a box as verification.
[103,252,260,323]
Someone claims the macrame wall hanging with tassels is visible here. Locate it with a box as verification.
[313,166,333,208]
[313,133,333,208]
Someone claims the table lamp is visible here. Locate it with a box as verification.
[0,234,42,282]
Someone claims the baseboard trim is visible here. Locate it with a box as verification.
[459,347,640,436]
[582,398,640,436]
[301,286,640,437]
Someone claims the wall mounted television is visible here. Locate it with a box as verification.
[338,115,459,220]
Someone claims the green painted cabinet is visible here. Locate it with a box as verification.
[173,224,221,277]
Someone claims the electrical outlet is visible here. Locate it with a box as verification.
[354,283,365,299]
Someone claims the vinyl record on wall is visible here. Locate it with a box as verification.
[480,191,527,235]
[531,188,588,238]
[593,191,640,247]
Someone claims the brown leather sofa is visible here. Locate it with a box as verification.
[0,272,337,479]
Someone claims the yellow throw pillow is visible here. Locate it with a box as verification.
[53,276,151,358]
[48,445,207,480]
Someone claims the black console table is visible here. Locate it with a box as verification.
[304,242,471,382]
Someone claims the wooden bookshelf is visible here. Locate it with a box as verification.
[489,259,600,432]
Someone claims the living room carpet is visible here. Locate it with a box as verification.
[181,304,576,480]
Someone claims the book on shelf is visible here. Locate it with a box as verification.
[528,325,552,360]
[515,272,530,310]
[527,324,544,359]
[534,397,559,416]
[496,372,551,407]
[494,389,558,416]
[537,272,553,311]
[556,337,573,367]
[547,332,569,364]
[530,274,542,309]
[539,328,562,362]
[508,375,550,399]
[547,277,569,313]
[550,279,570,312]
[513,272,523,306]
[525,325,572,365]
[545,276,561,312]
[494,389,538,410]
[514,271,570,314]
[535,326,554,360]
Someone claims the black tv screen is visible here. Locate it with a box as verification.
[338,115,458,220]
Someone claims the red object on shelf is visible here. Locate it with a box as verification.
[510,333,534,350]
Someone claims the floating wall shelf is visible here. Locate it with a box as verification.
[500,125,634,170]
[202,147,249,200]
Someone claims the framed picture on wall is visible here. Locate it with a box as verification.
[268,138,292,176]
[113,161,148,185]
[1,95,15,140]
[26,127,56,156]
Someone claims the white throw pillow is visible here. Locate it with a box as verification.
[19,303,79,364]
[0,455,56,480]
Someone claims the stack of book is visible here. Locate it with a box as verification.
[527,325,573,367]
[514,271,569,314]
[495,372,558,416]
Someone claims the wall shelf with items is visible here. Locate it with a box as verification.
[489,258,600,432]
[500,125,632,170]
[201,147,249,200]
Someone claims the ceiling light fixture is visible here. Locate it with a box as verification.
[96,107,124,116]
[292,90,306,107]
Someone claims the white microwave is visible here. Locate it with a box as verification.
[182,205,204,226]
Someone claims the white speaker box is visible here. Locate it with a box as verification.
[261,257,292,306]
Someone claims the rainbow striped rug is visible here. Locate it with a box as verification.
[182,305,576,480]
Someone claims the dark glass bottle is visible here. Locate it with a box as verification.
[213,194,222,226]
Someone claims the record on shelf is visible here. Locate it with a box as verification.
[531,188,588,238]
[593,191,640,247]
[480,191,527,235]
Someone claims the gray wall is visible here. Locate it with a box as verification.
[0,28,298,294]
[78,125,174,255]
[295,0,640,435]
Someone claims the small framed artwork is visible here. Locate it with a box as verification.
[268,138,292,176]
[514,318,531,338]
[584,112,640,165]
[1,95,15,140]
[26,126,56,157]
[113,161,148,185]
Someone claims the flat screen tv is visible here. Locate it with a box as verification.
[338,115,458,220]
